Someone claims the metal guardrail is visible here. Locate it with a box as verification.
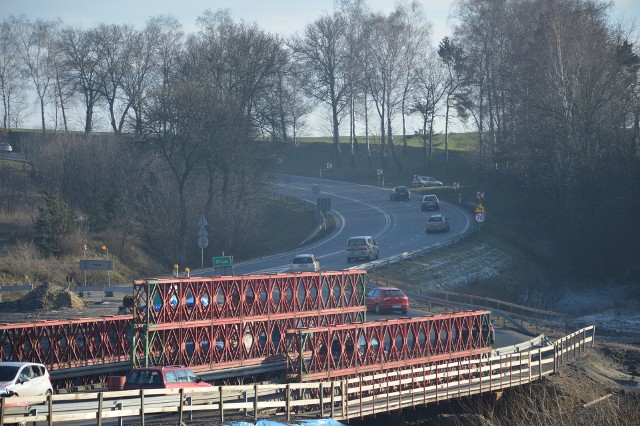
[0,326,596,425]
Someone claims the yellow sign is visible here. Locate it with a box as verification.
[475,203,485,213]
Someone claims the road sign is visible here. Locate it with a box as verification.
[326,162,333,169]
[212,256,233,267]
[197,226,208,237]
[197,235,208,249]
[377,169,383,176]
[198,215,208,227]
[80,260,114,271]
[453,182,460,190]
[475,213,485,223]
[477,191,484,199]
[475,203,485,213]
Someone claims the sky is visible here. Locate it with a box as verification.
[3,0,640,134]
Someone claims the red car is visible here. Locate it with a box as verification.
[365,287,409,314]
[123,366,211,390]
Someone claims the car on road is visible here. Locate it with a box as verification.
[389,186,410,201]
[123,366,211,390]
[365,287,409,314]
[421,194,440,211]
[290,253,320,272]
[412,176,443,187]
[0,362,53,397]
[425,214,450,233]
[0,142,12,153]
[346,236,379,262]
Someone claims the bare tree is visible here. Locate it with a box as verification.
[15,17,56,134]
[94,23,137,133]
[411,49,447,172]
[0,17,28,130]
[292,12,349,163]
[58,25,105,134]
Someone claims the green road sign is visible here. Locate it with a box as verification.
[212,256,233,267]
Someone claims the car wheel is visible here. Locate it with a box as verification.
[45,389,52,397]
[375,304,381,314]
[375,252,379,260]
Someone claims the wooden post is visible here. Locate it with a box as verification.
[538,348,543,380]
[330,381,335,418]
[342,380,346,419]
[219,386,224,423]
[97,392,103,426]
[592,326,596,348]
[320,382,325,418]
[286,384,291,422]
[48,391,53,426]
[140,390,145,426]
[178,388,184,425]
[1,397,5,426]
[254,383,259,421]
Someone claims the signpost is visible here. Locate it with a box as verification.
[197,215,209,269]
[212,255,234,276]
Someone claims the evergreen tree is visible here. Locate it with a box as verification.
[34,191,76,255]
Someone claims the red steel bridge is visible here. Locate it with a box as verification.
[0,271,493,389]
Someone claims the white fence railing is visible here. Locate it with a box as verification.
[0,326,595,426]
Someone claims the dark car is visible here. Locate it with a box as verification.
[365,287,409,314]
[425,214,450,233]
[421,194,440,211]
[390,186,410,201]
[124,366,211,390]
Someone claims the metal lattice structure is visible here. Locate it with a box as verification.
[133,271,366,325]
[286,310,493,382]
[131,271,368,371]
[0,316,131,370]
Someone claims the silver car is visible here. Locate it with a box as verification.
[290,254,320,272]
[413,176,443,187]
[346,236,380,262]
[425,214,450,233]
[0,362,53,397]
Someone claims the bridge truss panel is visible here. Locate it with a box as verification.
[286,310,493,382]
[133,271,366,325]
[0,316,131,370]
[131,307,367,371]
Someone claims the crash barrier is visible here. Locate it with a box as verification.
[0,326,595,425]
[366,276,568,334]
[286,311,493,382]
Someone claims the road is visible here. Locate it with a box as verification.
[197,175,471,276]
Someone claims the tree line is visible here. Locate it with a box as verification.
[1,0,638,280]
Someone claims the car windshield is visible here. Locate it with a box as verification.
[423,196,436,201]
[348,239,366,246]
[384,290,404,297]
[429,216,443,222]
[126,370,163,386]
[293,257,313,264]
[0,366,19,381]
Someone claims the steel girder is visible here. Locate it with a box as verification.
[286,310,493,382]
[131,306,366,371]
[133,271,366,325]
[0,316,131,370]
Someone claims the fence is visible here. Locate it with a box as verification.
[0,326,595,426]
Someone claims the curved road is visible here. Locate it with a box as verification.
[197,175,471,276]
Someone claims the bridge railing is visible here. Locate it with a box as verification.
[1,326,595,425]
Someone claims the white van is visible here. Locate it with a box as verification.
[346,236,380,262]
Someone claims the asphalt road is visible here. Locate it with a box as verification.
[196,175,472,276]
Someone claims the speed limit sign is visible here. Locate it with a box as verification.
[475,213,485,223]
